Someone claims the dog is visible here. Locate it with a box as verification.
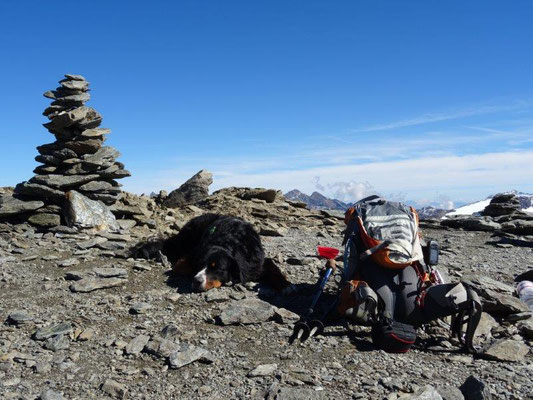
[162,213,294,293]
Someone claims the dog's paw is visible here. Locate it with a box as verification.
[281,284,297,296]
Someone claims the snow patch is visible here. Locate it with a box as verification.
[445,199,492,217]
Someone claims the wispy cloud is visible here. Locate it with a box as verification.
[123,101,533,204]
[352,101,533,132]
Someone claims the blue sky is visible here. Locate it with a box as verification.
[1,0,532,208]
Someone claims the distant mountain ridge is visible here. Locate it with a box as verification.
[284,189,533,217]
[284,189,348,210]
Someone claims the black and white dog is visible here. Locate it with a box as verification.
[162,213,293,293]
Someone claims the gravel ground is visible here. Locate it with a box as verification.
[1,215,532,399]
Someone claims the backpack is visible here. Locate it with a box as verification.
[339,195,482,354]
[343,195,424,270]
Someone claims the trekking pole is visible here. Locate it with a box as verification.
[291,247,338,343]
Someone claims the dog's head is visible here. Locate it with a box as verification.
[192,247,239,292]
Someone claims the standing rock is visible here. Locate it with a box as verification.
[163,170,213,208]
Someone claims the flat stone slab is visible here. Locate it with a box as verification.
[69,277,126,293]
[14,182,65,200]
[482,338,530,362]
[33,322,72,340]
[93,267,128,278]
[247,363,278,377]
[27,213,61,227]
[168,344,214,369]
[217,298,276,325]
[0,195,44,217]
[30,174,99,189]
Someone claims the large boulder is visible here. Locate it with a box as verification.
[163,170,212,208]
[64,190,120,231]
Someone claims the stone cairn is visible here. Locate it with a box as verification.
[10,74,130,228]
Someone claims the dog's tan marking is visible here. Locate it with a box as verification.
[204,279,222,291]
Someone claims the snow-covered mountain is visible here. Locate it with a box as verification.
[444,190,533,218]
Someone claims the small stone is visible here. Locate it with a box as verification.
[58,258,80,267]
[77,236,108,249]
[218,298,276,325]
[166,293,181,302]
[436,386,464,400]
[247,363,278,377]
[273,307,300,324]
[93,267,128,278]
[77,328,95,341]
[204,289,230,303]
[43,334,70,351]
[168,344,214,369]
[101,379,127,399]
[34,361,52,374]
[70,277,125,293]
[517,318,533,339]
[34,322,72,340]
[64,73,87,81]
[459,375,492,400]
[133,262,151,271]
[399,385,443,399]
[40,389,64,400]
[7,310,33,326]
[124,334,150,355]
[160,324,180,339]
[129,302,151,314]
[2,377,20,387]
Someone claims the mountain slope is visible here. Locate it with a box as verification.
[284,189,348,210]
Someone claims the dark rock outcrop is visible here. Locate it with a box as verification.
[482,193,521,217]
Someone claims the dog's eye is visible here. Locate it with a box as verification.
[210,262,216,268]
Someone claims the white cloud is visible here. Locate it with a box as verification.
[123,150,533,206]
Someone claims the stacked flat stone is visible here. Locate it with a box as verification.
[13,74,130,226]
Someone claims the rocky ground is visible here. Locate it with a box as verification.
[1,188,532,400]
